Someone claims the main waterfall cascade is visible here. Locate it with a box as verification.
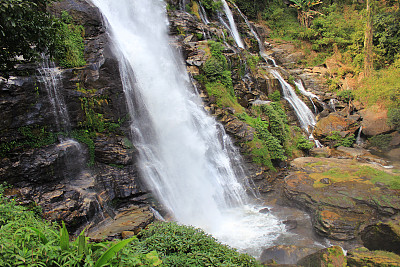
[91,0,291,256]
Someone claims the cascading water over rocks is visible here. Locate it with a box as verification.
[91,0,286,256]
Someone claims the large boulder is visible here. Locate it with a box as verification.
[313,113,359,141]
[297,246,346,267]
[285,157,400,240]
[347,247,400,266]
[260,245,319,265]
[360,107,393,136]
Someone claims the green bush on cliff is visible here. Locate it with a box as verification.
[388,108,400,131]
[53,11,86,68]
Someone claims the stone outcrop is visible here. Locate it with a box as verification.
[360,107,393,136]
[285,157,400,240]
[361,215,400,255]
[347,247,400,266]
[260,245,319,265]
[313,112,359,142]
[297,246,346,267]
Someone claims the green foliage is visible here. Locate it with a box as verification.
[373,8,400,67]
[138,222,260,266]
[71,129,96,166]
[199,0,222,12]
[355,65,400,108]
[356,166,400,190]
[0,1,85,74]
[202,41,242,111]
[369,134,392,150]
[0,189,260,267]
[337,89,354,103]
[237,102,291,168]
[0,125,58,157]
[388,108,400,131]
[0,0,56,74]
[94,237,137,267]
[53,11,86,68]
[296,135,314,151]
[326,131,355,147]
[269,90,281,102]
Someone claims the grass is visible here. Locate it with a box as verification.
[309,164,400,189]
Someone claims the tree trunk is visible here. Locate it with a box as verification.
[364,0,373,77]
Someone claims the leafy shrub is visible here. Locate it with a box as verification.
[337,89,354,103]
[296,135,314,151]
[53,11,86,68]
[269,90,281,102]
[388,108,400,131]
[326,131,355,147]
[138,222,260,267]
[369,134,392,150]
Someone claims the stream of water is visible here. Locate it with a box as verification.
[91,0,292,257]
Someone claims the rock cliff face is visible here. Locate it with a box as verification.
[0,0,153,234]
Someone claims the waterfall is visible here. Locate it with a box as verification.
[92,0,285,256]
[197,1,210,25]
[219,0,245,48]
[294,79,319,114]
[38,56,71,132]
[270,69,316,133]
[356,126,363,145]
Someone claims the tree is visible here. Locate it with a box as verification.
[289,0,322,28]
[0,0,56,75]
[364,0,374,77]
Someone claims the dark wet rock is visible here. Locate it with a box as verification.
[347,247,400,266]
[94,134,135,166]
[297,246,346,267]
[361,216,400,255]
[319,178,331,184]
[282,220,298,230]
[260,245,319,265]
[259,208,270,214]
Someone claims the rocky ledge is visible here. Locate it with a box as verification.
[284,150,400,243]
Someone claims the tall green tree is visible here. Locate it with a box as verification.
[364,0,374,76]
[0,0,56,74]
[289,0,322,28]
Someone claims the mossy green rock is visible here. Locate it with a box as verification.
[347,247,400,266]
[297,246,346,266]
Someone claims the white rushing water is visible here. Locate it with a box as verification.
[38,56,71,132]
[92,0,285,257]
[219,0,245,48]
[270,69,316,133]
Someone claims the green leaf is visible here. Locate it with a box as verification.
[60,221,69,251]
[26,227,48,244]
[94,237,137,267]
[77,229,87,256]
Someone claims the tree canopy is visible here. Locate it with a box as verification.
[0,0,56,74]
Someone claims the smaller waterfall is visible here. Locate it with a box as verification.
[294,79,319,114]
[329,98,338,112]
[38,56,70,132]
[219,0,244,48]
[197,1,210,24]
[271,69,316,133]
[356,126,363,145]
